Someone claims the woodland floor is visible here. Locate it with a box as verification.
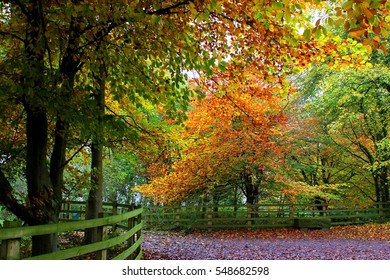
[142,224,390,260]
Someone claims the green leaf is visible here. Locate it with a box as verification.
[303,28,312,41]
[218,60,227,71]
[284,9,291,22]
[272,1,284,10]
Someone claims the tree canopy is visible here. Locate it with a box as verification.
[1,0,389,255]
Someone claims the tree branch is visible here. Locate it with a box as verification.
[105,105,152,135]
[61,137,91,169]
[0,168,32,222]
[0,31,25,42]
[145,0,193,15]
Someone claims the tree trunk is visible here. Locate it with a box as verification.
[245,180,259,206]
[84,142,104,244]
[1,1,91,256]
[84,63,106,244]
[314,196,326,216]
[375,166,389,219]
[31,221,58,256]
[212,188,219,217]
[233,185,239,217]
[50,118,68,211]
[379,167,389,204]
[242,172,259,221]
[25,106,59,255]
[0,1,66,256]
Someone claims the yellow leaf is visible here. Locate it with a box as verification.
[365,44,373,54]
[363,8,375,19]
[362,38,371,46]
[359,1,370,9]
[342,1,354,10]
[350,28,366,38]
[381,28,389,38]
[373,35,381,42]
[344,21,351,31]
[380,43,387,54]
[335,18,345,26]
[188,2,197,16]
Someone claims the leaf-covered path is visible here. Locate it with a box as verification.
[142,224,390,260]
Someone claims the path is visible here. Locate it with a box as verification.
[142,226,390,260]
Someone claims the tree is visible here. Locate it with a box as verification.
[84,59,106,244]
[282,93,359,206]
[1,0,390,256]
[0,0,210,255]
[103,152,146,204]
[139,58,291,205]
[290,63,389,206]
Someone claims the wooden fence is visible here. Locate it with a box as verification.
[0,202,142,260]
[143,202,390,230]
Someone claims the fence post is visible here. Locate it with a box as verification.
[247,205,252,227]
[112,201,118,216]
[385,203,390,221]
[127,206,135,260]
[96,212,107,260]
[0,221,23,260]
[80,204,85,220]
[66,198,71,219]
[289,204,296,217]
[175,207,180,228]
[136,210,142,259]
[112,201,118,231]
[207,206,213,231]
[289,204,296,227]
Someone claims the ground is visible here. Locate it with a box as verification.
[142,224,390,260]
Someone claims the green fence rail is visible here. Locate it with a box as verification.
[143,202,390,230]
[0,202,142,260]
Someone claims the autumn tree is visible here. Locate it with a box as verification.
[139,54,297,205]
[282,90,359,206]
[0,0,212,255]
[289,61,390,206]
[1,0,390,256]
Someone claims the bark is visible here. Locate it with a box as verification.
[84,141,104,244]
[50,119,68,211]
[84,63,106,244]
[240,171,259,221]
[380,167,389,204]
[242,173,259,206]
[376,166,389,205]
[233,185,239,217]
[2,0,80,255]
[25,106,59,255]
[373,167,389,205]
[212,188,219,217]
[20,1,60,254]
[314,196,327,216]
[0,169,32,222]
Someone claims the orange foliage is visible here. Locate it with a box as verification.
[139,57,293,202]
[137,0,380,203]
